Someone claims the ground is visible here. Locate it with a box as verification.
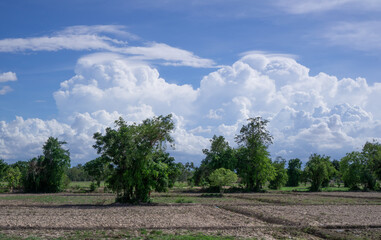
[0,187,380,239]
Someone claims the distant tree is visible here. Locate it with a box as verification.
[305,154,336,192]
[84,158,108,187]
[0,159,8,181]
[93,115,175,203]
[194,135,236,186]
[67,164,91,182]
[286,158,302,187]
[340,151,364,190]
[331,159,342,187]
[362,140,381,182]
[235,117,275,191]
[208,168,238,193]
[177,162,195,184]
[24,137,71,193]
[269,157,288,190]
[152,150,181,188]
[340,149,377,191]
[4,166,21,192]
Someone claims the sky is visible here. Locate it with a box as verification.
[1,0,381,165]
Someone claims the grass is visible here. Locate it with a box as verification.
[0,193,114,205]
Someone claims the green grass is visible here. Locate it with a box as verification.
[0,194,114,205]
[68,181,93,188]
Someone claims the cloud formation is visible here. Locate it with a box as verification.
[275,0,381,14]
[1,52,381,164]
[0,72,17,83]
[0,25,214,68]
[322,21,381,51]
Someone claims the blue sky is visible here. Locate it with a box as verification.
[1,0,381,165]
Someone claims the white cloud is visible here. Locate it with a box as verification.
[275,0,381,14]
[2,52,381,164]
[0,72,17,83]
[0,25,215,68]
[0,86,12,95]
[322,21,381,51]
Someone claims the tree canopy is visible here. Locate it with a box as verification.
[235,117,275,191]
[93,115,175,203]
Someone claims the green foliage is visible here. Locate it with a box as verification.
[66,164,91,182]
[24,137,71,193]
[0,159,9,181]
[84,158,108,187]
[269,157,288,190]
[194,135,236,186]
[4,166,21,192]
[208,168,238,193]
[305,154,336,192]
[362,140,381,182]
[340,150,377,190]
[286,158,302,187]
[152,150,181,188]
[93,115,175,203]
[235,117,275,191]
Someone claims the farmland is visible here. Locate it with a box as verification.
[0,187,380,239]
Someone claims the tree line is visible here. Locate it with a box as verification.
[0,115,380,203]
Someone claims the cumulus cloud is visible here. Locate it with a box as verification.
[2,52,381,164]
[0,72,17,83]
[0,25,215,68]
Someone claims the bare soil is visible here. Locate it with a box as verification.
[1,191,380,239]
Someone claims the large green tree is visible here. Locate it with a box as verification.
[286,158,302,187]
[93,115,175,203]
[340,151,365,190]
[362,140,381,182]
[305,154,336,192]
[235,117,275,191]
[24,137,70,193]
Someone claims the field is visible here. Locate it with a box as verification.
[0,186,380,239]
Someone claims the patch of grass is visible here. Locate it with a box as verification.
[175,197,194,203]
[0,194,114,205]
[201,193,223,198]
[173,181,189,188]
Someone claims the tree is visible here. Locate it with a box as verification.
[269,157,288,190]
[340,150,377,190]
[151,150,181,188]
[235,117,275,191]
[194,135,236,186]
[208,168,238,193]
[24,137,70,193]
[84,158,108,187]
[362,140,381,182]
[0,159,8,181]
[67,164,91,182]
[93,115,175,203]
[4,166,21,192]
[177,162,195,184]
[340,151,364,190]
[286,158,302,187]
[305,154,336,192]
